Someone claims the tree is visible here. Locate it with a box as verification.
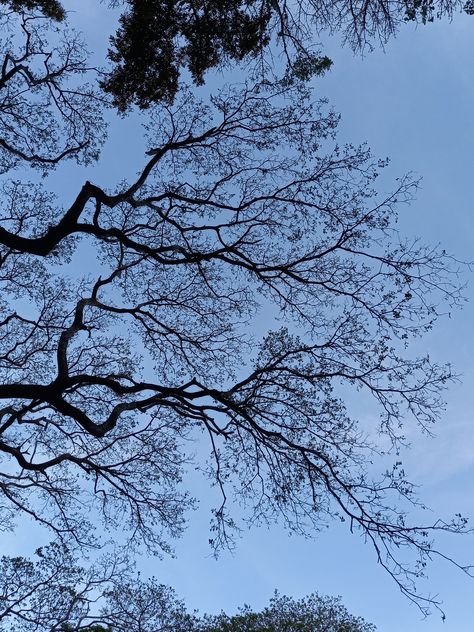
[0,0,64,20]
[199,592,375,632]
[0,11,104,171]
[0,7,468,616]
[0,544,193,632]
[0,543,120,632]
[102,0,275,110]
[102,0,470,108]
[3,0,470,108]
[0,546,375,631]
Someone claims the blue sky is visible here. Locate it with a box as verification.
[8,3,474,630]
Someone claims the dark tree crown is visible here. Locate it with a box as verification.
[101,0,470,109]
[2,0,471,108]
[101,0,273,110]
[0,0,64,19]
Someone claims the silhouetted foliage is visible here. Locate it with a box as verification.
[2,0,470,108]
[0,0,64,19]
[0,545,374,631]
[0,9,469,617]
[199,592,375,632]
[0,12,104,171]
[0,544,121,632]
[102,0,470,108]
[0,544,191,632]
[102,0,273,110]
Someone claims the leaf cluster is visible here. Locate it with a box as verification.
[1,0,471,109]
[102,0,273,110]
[200,593,375,632]
[0,0,64,19]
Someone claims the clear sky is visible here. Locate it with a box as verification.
[9,4,474,631]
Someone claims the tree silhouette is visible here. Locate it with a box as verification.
[0,544,121,632]
[198,592,375,632]
[0,544,191,632]
[3,0,468,108]
[0,0,64,19]
[0,12,104,170]
[102,0,469,108]
[0,8,468,616]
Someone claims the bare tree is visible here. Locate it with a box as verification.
[0,10,469,616]
[0,11,104,170]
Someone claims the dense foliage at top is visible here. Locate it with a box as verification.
[103,0,274,110]
[102,0,472,107]
[5,0,470,107]
[0,0,63,19]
